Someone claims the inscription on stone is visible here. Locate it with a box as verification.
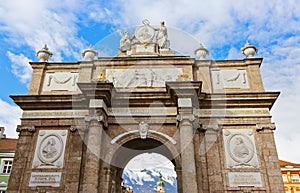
[29,172,62,187]
[109,107,177,116]
[228,172,263,187]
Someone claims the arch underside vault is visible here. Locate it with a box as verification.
[111,138,177,169]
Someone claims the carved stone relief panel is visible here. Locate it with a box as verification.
[43,72,78,91]
[212,70,249,89]
[106,68,184,88]
[223,129,259,168]
[32,130,68,169]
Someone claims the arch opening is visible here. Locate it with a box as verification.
[111,138,176,168]
[109,138,180,193]
[122,152,178,193]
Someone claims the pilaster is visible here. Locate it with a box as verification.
[81,112,107,193]
[7,126,36,192]
[202,124,224,193]
[177,98,198,193]
[256,123,285,193]
[99,163,115,193]
[28,62,46,95]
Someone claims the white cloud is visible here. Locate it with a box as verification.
[110,0,300,163]
[227,46,243,60]
[0,0,112,62]
[271,74,300,163]
[7,51,32,85]
[125,153,175,172]
[0,0,299,165]
[0,99,21,138]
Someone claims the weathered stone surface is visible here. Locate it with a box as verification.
[8,53,284,193]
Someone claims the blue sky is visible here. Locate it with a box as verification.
[0,0,300,165]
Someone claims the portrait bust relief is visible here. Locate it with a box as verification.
[223,129,259,168]
[32,130,68,168]
[38,135,63,165]
[228,134,254,164]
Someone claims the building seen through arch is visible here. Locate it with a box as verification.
[7,20,285,192]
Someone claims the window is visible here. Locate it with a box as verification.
[292,174,300,182]
[282,175,288,182]
[1,160,13,174]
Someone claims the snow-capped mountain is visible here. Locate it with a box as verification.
[122,168,177,193]
[122,153,178,192]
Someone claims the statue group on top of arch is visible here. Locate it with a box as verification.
[118,19,170,54]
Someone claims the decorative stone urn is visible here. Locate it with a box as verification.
[82,45,98,61]
[241,41,258,58]
[194,43,209,60]
[36,44,53,62]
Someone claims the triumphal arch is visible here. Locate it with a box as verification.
[8,20,285,192]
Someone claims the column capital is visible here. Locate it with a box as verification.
[177,114,195,122]
[201,123,219,132]
[85,114,108,127]
[177,114,201,130]
[70,126,86,133]
[256,123,276,132]
[16,125,35,133]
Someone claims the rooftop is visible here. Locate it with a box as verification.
[0,138,18,151]
[279,160,300,168]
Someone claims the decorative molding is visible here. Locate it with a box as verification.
[16,125,35,133]
[109,107,177,116]
[23,108,177,119]
[110,129,176,145]
[194,108,270,118]
[22,110,89,119]
[256,123,276,132]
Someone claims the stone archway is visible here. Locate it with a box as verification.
[107,137,182,193]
